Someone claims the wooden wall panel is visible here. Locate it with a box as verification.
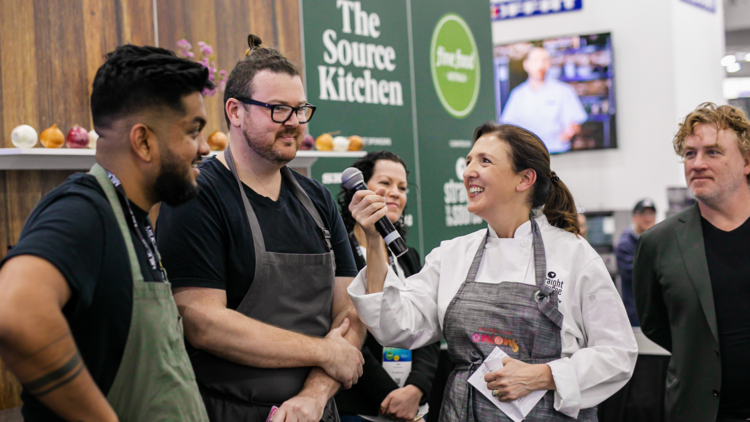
[249,0,278,50]
[0,358,21,414]
[0,171,7,258]
[117,0,156,46]
[82,0,121,129]
[0,0,39,148]
[157,0,304,136]
[275,0,303,72]
[34,0,92,135]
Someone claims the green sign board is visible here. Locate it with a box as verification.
[302,0,495,257]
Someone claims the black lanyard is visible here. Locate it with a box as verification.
[106,171,167,283]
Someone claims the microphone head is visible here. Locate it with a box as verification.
[341,167,365,190]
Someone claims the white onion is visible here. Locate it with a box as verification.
[11,125,38,148]
[332,136,350,152]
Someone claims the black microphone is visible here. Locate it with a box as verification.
[341,167,409,258]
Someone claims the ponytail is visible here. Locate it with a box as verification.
[472,122,581,236]
[543,173,580,236]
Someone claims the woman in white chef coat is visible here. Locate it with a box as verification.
[347,123,637,422]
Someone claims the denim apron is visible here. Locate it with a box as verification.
[190,144,339,422]
[439,217,597,422]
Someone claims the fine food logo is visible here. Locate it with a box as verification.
[430,13,480,119]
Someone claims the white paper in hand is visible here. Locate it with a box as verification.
[467,347,547,422]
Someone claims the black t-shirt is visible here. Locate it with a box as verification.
[701,216,750,418]
[0,173,163,422]
[156,157,357,311]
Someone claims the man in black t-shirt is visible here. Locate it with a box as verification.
[0,46,212,422]
[157,35,365,422]
[634,103,750,422]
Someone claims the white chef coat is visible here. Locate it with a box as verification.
[500,78,588,154]
[348,214,638,419]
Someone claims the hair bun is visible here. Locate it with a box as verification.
[245,34,263,57]
[248,34,262,48]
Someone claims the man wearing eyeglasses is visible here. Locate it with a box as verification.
[156,37,365,422]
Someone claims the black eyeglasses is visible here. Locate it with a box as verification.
[235,98,316,124]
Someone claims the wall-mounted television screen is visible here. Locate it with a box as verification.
[493,32,616,154]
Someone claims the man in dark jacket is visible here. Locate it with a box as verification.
[634,103,750,422]
[615,199,656,326]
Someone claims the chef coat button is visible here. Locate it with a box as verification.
[521,241,528,247]
[713,389,720,398]
[589,295,596,302]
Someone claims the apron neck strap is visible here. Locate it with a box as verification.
[89,163,146,285]
[529,213,548,289]
[224,142,333,253]
[280,166,332,251]
[466,214,548,289]
[224,142,268,256]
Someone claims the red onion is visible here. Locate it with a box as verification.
[66,125,90,148]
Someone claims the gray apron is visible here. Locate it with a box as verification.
[439,217,597,422]
[89,164,208,422]
[190,143,339,422]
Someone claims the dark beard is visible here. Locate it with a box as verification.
[242,126,299,165]
[154,148,200,207]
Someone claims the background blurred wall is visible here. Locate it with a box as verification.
[492,0,726,220]
[0,0,303,411]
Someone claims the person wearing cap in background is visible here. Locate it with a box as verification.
[615,199,656,327]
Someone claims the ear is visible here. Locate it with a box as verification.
[129,124,156,163]
[516,168,537,193]
[743,151,750,178]
[225,98,245,128]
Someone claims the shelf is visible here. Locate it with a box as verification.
[0,148,366,171]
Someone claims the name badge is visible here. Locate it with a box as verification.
[382,348,412,387]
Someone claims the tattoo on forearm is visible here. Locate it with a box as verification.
[22,352,84,397]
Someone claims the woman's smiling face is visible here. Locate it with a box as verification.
[463,135,522,220]
[366,159,408,223]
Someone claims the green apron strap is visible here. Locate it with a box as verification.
[89,163,145,284]
[90,163,207,421]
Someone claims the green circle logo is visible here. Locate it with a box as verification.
[430,13,480,119]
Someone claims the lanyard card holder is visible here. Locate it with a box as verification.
[382,347,412,388]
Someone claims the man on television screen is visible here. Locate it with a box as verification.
[500,47,588,153]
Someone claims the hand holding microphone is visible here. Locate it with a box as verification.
[342,168,408,258]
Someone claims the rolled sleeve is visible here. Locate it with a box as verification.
[547,358,582,419]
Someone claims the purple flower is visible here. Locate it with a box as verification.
[218,70,227,78]
[218,79,227,92]
[187,51,195,59]
[197,41,214,57]
[202,87,218,97]
[200,57,210,68]
[177,39,192,50]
